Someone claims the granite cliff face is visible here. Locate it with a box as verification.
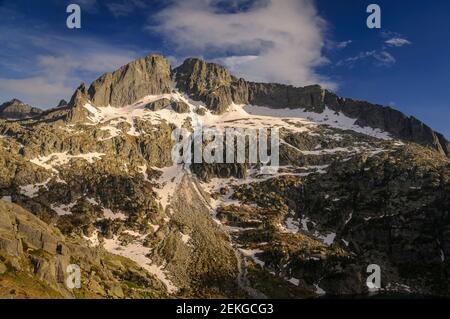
[0,54,449,298]
[174,58,326,114]
[87,55,172,108]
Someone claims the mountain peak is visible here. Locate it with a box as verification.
[56,99,68,108]
[0,98,42,120]
[86,54,172,108]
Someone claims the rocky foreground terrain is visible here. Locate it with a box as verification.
[0,54,449,298]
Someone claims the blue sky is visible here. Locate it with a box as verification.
[0,0,449,138]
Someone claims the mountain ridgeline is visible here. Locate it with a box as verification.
[57,55,449,157]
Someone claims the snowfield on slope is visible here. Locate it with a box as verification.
[79,89,393,141]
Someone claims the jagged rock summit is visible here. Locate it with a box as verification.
[0,98,43,120]
[87,54,172,107]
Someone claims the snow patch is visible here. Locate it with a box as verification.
[314,283,326,295]
[239,248,265,267]
[103,235,178,294]
[51,202,76,216]
[153,165,185,210]
[20,178,51,198]
[245,105,392,140]
[180,232,191,244]
[102,208,127,220]
[83,230,100,247]
[30,152,105,173]
[287,277,300,286]
[316,232,336,246]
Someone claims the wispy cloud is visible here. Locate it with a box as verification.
[337,50,396,68]
[336,29,409,68]
[150,0,336,89]
[373,51,396,65]
[335,40,352,49]
[385,37,411,47]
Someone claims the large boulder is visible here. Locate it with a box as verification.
[171,101,190,113]
[144,98,172,111]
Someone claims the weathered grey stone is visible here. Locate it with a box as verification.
[173,58,324,114]
[195,108,206,116]
[144,98,172,111]
[0,99,43,120]
[174,58,237,114]
[66,83,91,124]
[171,101,190,113]
[324,91,450,156]
[88,54,172,107]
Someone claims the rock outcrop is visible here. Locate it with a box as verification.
[87,54,172,107]
[66,83,91,124]
[173,58,327,114]
[0,200,167,298]
[145,98,172,111]
[0,99,43,120]
[174,58,248,114]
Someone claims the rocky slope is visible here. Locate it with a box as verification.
[0,200,167,298]
[0,54,449,298]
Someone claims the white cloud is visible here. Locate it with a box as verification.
[373,51,396,65]
[385,37,411,47]
[335,40,352,49]
[337,50,396,68]
[151,0,336,89]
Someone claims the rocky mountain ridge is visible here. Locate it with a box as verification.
[173,57,449,157]
[13,54,444,156]
[3,54,446,156]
